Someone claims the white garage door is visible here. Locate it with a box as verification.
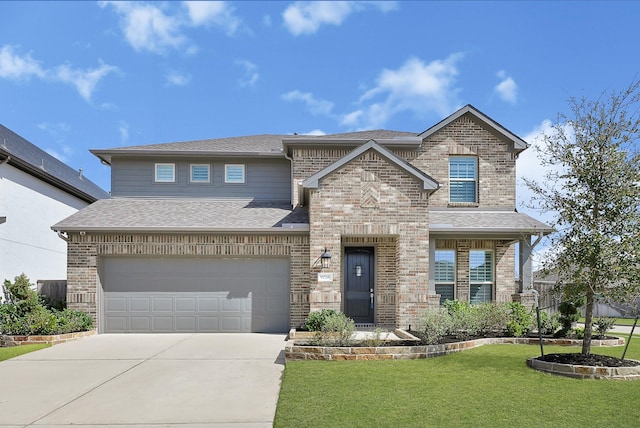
[100,257,290,333]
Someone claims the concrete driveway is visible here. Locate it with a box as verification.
[0,333,287,427]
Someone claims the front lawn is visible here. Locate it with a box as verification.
[0,343,50,362]
[275,340,640,428]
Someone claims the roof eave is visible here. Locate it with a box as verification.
[91,149,285,164]
[51,225,310,234]
[1,151,102,203]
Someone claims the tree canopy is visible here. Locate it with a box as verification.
[525,80,640,354]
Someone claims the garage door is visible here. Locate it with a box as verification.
[100,257,290,333]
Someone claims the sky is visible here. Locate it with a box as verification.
[2,1,640,244]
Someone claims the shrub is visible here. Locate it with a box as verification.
[419,308,453,344]
[556,301,581,337]
[444,299,481,340]
[475,303,509,335]
[311,311,356,346]
[305,309,337,331]
[536,311,561,335]
[593,317,617,339]
[572,326,585,339]
[0,274,93,335]
[505,302,533,337]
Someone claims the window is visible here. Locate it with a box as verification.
[469,250,493,304]
[225,164,245,183]
[155,163,175,182]
[449,157,477,203]
[434,250,455,305]
[190,164,210,183]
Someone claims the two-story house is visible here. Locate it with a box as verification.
[53,105,552,334]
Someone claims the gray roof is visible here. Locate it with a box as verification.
[91,130,420,164]
[429,208,553,237]
[302,140,439,191]
[52,198,309,233]
[0,124,109,202]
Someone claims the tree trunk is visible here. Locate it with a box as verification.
[582,290,595,355]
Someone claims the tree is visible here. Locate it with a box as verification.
[525,80,640,355]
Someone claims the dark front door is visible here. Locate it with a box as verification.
[344,247,375,324]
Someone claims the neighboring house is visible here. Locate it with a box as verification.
[53,105,552,334]
[0,125,109,284]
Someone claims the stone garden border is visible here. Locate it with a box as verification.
[285,329,626,362]
[1,329,96,347]
[526,356,640,380]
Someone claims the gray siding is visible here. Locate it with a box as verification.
[111,157,291,201]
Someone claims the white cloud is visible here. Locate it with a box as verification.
[0,45,46,79]
[54,62,120,101]
[303,129,326,136]
[282,1,397,36]
[184,1,241,35]
[100,1,243,55]
[119,121,130,143]
[235,59,259,87]
[344,54,463,129]
[282,90,334,115]
[100,2,185,54]
[0,45,118,102]
[37,122,70,143]
[165,70,191,86]
[495,70,517,104]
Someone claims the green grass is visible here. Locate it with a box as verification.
[0,344,50,361]
[580,317,639,326]
[275,340,640,428]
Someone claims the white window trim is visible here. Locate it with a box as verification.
[449,156,478,204]
[190,164,210,183]
[224,164,246,184]
[434,249,456,305]
[469,249,494,304]
[154,163,175,183]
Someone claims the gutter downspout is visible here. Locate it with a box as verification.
[56,230,69,242]
[0,155,10,165]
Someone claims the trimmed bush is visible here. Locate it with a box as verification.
[505,302,533,337]
[310,311,356,346]
[419,308,453,344]
[305,309,337,331]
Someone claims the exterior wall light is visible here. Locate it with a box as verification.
[320,248,332,269]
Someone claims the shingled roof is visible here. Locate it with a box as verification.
[52,198,309,232]
[0,125,109,203]
[429,208,553,236]
[90,130,420,164]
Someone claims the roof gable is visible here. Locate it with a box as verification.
[301,140,439,191]
[0,125,109,202]
[419,104,529,152]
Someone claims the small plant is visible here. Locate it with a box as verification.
[505,302,533,337]
[305,309,337,331]
[593,317,617,339]
[572,326,585,339]
[360,328,387,347]
[419,308,453,344]
[310,311,356,346]
[556,301,581,337]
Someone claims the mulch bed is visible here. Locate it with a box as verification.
[538,353,638,367]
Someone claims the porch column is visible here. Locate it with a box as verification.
[518,236,534,293]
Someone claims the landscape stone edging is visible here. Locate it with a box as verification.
[285,335,626,362]
[0,329,96,347]
[527,357,640,380]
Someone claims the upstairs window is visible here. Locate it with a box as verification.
[190,164,210,183]
[469,250,493,304]
[434,250,455,305]
[225,164,245,184]
[155,163,175,182]
[449,157,477,203]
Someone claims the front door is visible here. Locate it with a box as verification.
[344,247,375,324]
